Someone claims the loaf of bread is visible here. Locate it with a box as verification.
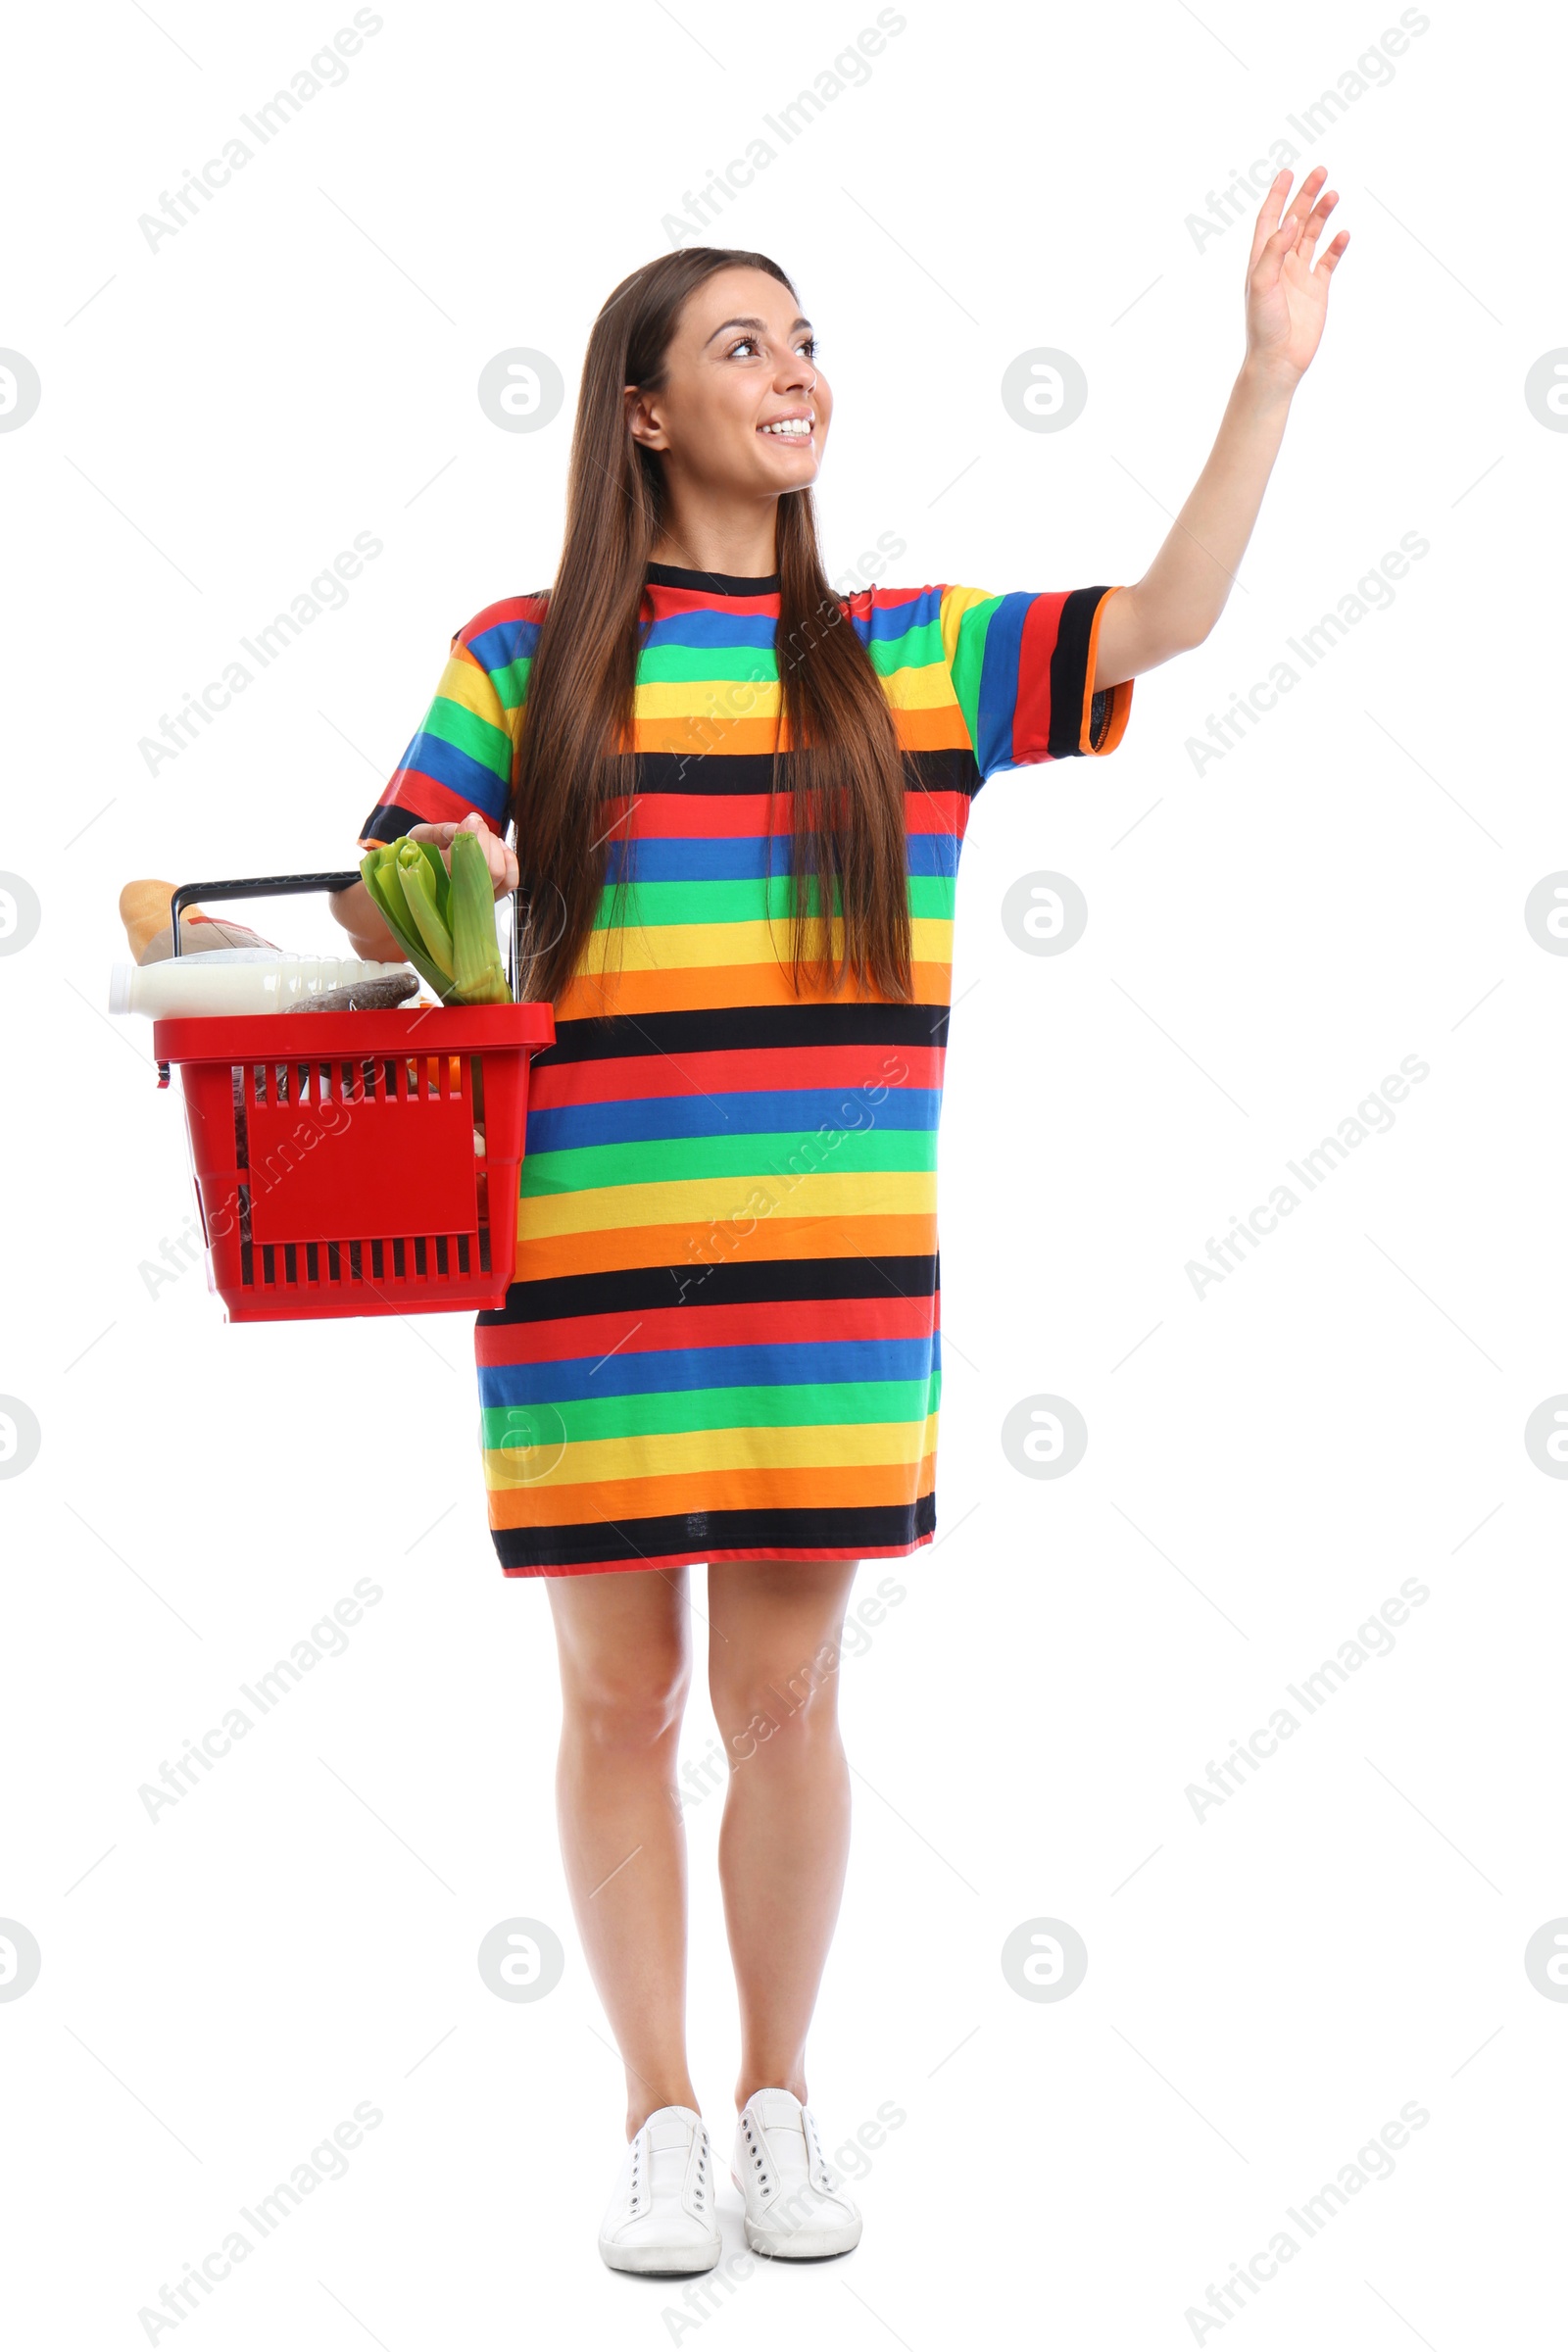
[120,879,279,965]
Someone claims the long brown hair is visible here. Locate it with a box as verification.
[511,246,912,1006]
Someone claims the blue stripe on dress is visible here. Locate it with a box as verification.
[606,833,957,881]
[975,592,1032,777]
[479,1332,941,1407]
[396,726,510,822]
[639,611,780,651]
[848,586,943,648]
[524,1085,943,1153]
[465,613,544,673]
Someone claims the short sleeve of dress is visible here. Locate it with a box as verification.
[358,596,543,847]
[937,583,1134,785]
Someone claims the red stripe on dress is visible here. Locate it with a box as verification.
[373,769,486,828]
[475,1289,939,1366]
[529,1043,947,1107]
[1013,593,1069,765]
[600,791,971,839]
[905,792,971,835]
[501,1532,935,1576]
[641,582,783,619]
[842,583,944,624]
[460,593,549,644]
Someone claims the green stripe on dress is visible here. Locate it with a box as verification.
[946,596,1003,759]
[861,614,949,675]
[591,875,956,930]
[487,654,532,712]
[519,1123,939,1198]
[481,1371,941,1447]
[422,694,513,781]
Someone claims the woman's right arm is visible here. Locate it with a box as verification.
[336,602,530,957]
[329,871,400,961]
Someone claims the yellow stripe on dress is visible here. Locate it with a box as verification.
[483,1409,942,1494]
[937,584,997,670]
[443,646,513,728]
[628,661,959,724]
[514,1165,938,1239]
[569,914,953,975]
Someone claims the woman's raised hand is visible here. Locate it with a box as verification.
[1245,165,1349,389]
[405,810,520,904]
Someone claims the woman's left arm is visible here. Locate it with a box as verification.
[1093,165,1350,691]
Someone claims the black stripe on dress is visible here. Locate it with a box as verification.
[476,1251,940,1327]
[534,998,950,1066]
[1047,586,1114,760]
[627,747,982,801]
[495,1491,937,1571]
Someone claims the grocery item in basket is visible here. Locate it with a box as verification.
[360,828,511,1005]
[109,955,415,1018]
[120,879,280,965]
[281,972,420,1012]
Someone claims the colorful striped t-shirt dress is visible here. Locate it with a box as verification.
[360,563,1134,1577]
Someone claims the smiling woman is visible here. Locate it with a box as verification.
[343,240,1133,2275]
[354,253,1134,1594]
[333,181,1348,2277]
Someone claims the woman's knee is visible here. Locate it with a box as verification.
[706,1560,858,1752]
[564,1645,692,1751]
[711,1647,844,1762]
[549,1572,692,1751]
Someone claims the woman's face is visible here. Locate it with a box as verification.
[626,266,832,505]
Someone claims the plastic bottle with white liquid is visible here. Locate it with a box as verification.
[108,954,416,1017]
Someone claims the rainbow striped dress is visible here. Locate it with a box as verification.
[361,563,1133,1576]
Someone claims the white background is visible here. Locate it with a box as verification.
[3,1,1563,2343]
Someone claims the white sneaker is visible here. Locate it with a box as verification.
[731,2088,863,2258]
[598,2104,722,2275]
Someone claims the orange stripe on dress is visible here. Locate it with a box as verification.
[555,958,954,1022]
[513,1210,940,1285]
[627,707,972,759]
[487,1454,938,1531]
[1082,589,1135,753]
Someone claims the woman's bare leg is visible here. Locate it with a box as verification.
[706,1558,860,2113]
[546,1565,697,2137]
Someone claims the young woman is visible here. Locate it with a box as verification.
[331,175,1347,2274]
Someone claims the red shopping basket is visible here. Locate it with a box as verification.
[150,869,555,1322]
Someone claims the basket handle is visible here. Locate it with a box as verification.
[156,844,528,1085]
[169,872,363,952]
[167,846,526,1001]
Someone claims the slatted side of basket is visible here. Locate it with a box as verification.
[179,1042,516,1321]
